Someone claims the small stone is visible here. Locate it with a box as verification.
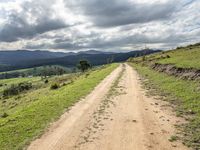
[172,144,177,147]
[150,132,154,135]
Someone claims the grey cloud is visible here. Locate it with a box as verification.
[25,42,84,50]
[24,26,198,51]
[54,38,71,43]
[25,43,48,49]
[6,0,199,51]
[0,0,67,42]
[52,42,77,49]
[65,0,177,27]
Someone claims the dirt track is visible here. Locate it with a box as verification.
[28,64,189,150]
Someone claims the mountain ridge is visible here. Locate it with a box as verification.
[0,49,161,72]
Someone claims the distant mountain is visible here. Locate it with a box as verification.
[0,50,68,65]
[0,50,115,65]
[0,49,161,72]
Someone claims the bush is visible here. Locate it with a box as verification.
[3,82,32,97]
[77,60,91,72]
[62,83,66,86]
[85,73,90,78]
[18,82,32,91]
[1,112,8,118]
[50,83,59,90]
[44,79,49,84]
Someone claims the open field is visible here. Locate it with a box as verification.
[0,63,118,150]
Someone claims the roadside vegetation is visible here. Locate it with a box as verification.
[128,43,200,149]
[0,63,118,150]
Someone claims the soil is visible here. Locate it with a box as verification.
[152,63,200,80]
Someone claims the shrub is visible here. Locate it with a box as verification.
[3,82,32,97]
[1,112,8,118]
[77,60,91,72]
[142,55,146,61]
[62,83,66,86]
[18,82,32,91]
[50,83,59,90]
[85,73,90,78]
[44,79,49,84]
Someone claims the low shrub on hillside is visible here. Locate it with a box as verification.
[50,83,59,90]
[3,82,32,97]
[85,73,90,78]
[44,79,49,84]
[1,112,9,118]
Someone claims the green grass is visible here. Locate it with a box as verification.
[0,65,71,75]
[0,77,41,93]
[0,68,30,75]
[0,63,118,150]
[158,47,200,69]
[169,135,179,142]
[0,73,84,115]
[0,77,40,85]
[129,63,200,149]
[129,43,200,69]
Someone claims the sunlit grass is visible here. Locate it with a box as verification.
[128,44,200,69]
[158,47,200,69]
[0,63,118,150]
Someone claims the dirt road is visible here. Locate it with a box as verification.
[28,64,189,150]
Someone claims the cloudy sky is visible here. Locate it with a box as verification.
[0,0,199,52]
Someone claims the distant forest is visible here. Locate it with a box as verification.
[0,66,71,79]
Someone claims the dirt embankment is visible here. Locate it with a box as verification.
[151,63,200,80]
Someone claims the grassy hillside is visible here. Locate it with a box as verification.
[158,45,200,69]
[0,77,41,94]
[128,43,200,149]
[129,43,200,69]
[0,63,118,150]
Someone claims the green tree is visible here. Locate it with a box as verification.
[77,60,91,72]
